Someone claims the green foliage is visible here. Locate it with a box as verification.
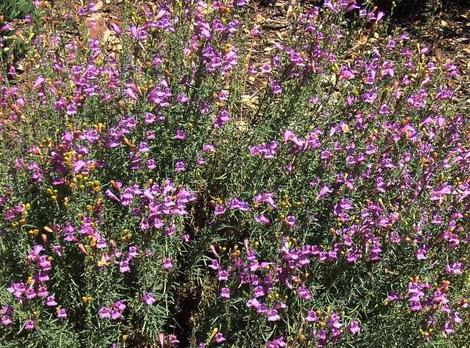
[0,0,34,21]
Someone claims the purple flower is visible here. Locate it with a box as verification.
[202,144,215,153]
[328,313,343,329]
[25,287,37,300]
[57,308,67,319]
[138,142,150,153]
[267,308,280,321]
[445,262,463,275]
[148,79,172,107]
[214,204,226,216]
[250,141,279,159]
[306,310,318,322]
[266,337,286,348]
[348,320,361,334]
[175,160,186,172]
[147,159,157,170]
[361,90,377,104]
[270,79,282,95]
[218,269,229,281]
[385,291,400,303]
[0,23,14,32]
[1,315,12,326]
[1,307,13,326]
[113,300,126,312]
[208,258,221,271]
[247,298,266,313]
[416,246,427,261]
[119,259,131,273]
[7,282,26,299]
[260,63,271,74]
[162,258,174,269]
[174,129,187,140]
[24,319,35,330]
[220,287,231,299]
[255,214,270,225]
[142,292,156,305]
[254,192,277,208]
[297,285,311,300]
[213,332,226,344]
[229,198,251,212]
[285,215,297,228]
[46,295,58,307]
[443,320,454,334]
[214,109,230,129]
[111,308,122,320]
[430,183,453,203]
[98,307,111,319]
[144,112,156,124]
[317,185,332,199]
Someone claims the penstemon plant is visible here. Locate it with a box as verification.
[0,0,468,347]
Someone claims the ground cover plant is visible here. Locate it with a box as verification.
[0,0,468,347]
[0,0,36,71]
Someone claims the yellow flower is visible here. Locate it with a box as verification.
[97,255,110,267]
[82,295,93,304]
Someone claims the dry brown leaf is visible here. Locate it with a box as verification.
[256,14,266,24]
[275,32,284,41]
[241,94,259,110]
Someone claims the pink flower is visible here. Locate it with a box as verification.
[317,186,332,199]
[266,337,286,348]
[214,204,226,216]
[1,315,12,326]
[142,292,156,305]
[285,215,296,228]
[255,214,270,225]
[218,269,229,281]
[175,160,186,172]
[220,287,231,299]
[57,308,67,319]
[174,129,187,140]
[202,144,215,153]
[348,320,361,334]
[46,295,58,307]
[214,109,230,128]
[163,258,174,269]
[33,75,45,89]
[98,307,111,319]
[267,308,280,321]
[306,310,318,322]
[111,308,122,320]
[213,332,226,344]
[24,319,36,330]
[416,246,427,261]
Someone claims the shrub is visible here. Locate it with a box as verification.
[0,0,468,347]
[0,0,34,21]
[0,0,35,72]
